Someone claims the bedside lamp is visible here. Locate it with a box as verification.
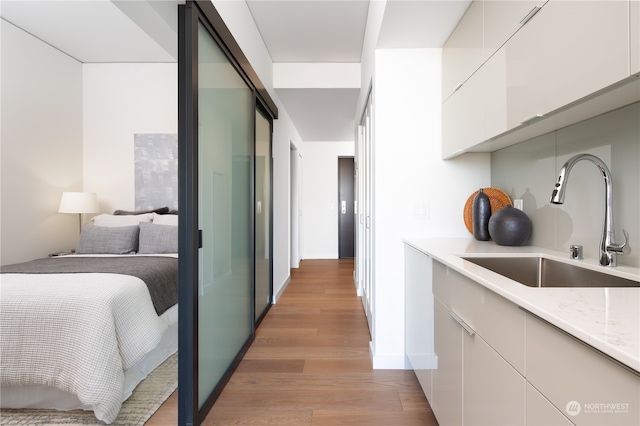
[59,192,100,234]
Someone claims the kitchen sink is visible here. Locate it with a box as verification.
[461,256,640,288]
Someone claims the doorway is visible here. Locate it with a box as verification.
[338,157,355,259]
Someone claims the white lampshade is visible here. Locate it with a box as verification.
[58,192,100,214]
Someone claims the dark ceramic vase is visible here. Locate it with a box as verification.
[488,205,532,246]
[472,188,491,241]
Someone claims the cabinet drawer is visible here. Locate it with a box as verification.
[433,261,526,374]
[526,313,640,425]
[526,382,573,426]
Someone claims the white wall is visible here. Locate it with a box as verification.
[300,141,355,259]
[370,48,490,368]
[82,63,177,214]
[1,20,83,265]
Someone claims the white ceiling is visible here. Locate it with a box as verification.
[0,1,179,63]
[1,0,470,142]
[246,0,471,141]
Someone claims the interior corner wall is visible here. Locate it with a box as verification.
[300,141,355,259]
[370,48,490,368]
[1,20,83,265]
[82,63,177,214]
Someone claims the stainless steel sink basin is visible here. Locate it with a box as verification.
[462,256,639,288]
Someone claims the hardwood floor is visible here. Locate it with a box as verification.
[147,259,438,425]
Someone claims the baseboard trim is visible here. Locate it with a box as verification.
[273,275,291,303]
[369,341,408,369]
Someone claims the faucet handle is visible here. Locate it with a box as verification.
[607,229,631,256]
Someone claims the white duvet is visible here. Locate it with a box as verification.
[0,272,169,424]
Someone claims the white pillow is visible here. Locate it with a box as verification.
[152,213,178,226]
[93,213,153,227]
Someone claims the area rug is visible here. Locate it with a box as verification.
[0,353,177,426]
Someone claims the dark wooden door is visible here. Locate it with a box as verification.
[338,157,355,258]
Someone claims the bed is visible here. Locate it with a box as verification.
[0,212,179,424]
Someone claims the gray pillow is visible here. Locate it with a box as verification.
[77,224,139,254]
[138,222,178,254]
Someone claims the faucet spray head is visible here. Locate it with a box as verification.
[550,172,567,204]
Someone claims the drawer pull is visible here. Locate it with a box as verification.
[449,311,476,336]
[520,5,542,26]
[520,114,544,125]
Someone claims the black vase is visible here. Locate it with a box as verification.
[488,205,532,246]
[472,188,491,241]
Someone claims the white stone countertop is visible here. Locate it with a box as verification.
[403,237,640,373]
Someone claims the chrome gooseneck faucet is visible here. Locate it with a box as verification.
[550,153,629,266]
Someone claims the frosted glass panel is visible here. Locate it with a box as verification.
[197,22,252,409]
[255,110,271,320]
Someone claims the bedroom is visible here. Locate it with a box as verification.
[0,1,183,423]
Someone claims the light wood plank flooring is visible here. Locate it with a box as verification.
[147,259,438,425]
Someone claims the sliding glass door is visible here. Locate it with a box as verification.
[254,107,272,323]
[179,2,275,424]
[196,20,253,409]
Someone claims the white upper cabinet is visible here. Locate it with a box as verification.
[502,0,629,130]
[443,0,635,158]
[442,67,485,158]
[632,0,640,75]
[483,0,547,60]
[442,0,483,101]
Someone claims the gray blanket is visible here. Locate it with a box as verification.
[1,256,178,315]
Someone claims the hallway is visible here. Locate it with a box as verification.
[148,259,437,425]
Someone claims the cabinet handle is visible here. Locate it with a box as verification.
[520,114,544,125]
[520,5,542,26]
[449,311,476,336]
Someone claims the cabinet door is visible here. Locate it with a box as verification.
[442,72,485,158]
[464,332,526,425]
[432,298,463,426]
[526,313,640,425]
[503,0,629,130]
[632,0,640,75]
[404,245,436,401]
[526,382,573,426]
[483,0,547,60]
[442,0,484,101]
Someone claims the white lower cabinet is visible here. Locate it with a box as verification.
[526,382,573,426]
[404,245,436,400]
[526,313,640,426]
[432,261,525,425]
[463,331,525,425]
[409,255,640,426]
[432,297,463,426]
